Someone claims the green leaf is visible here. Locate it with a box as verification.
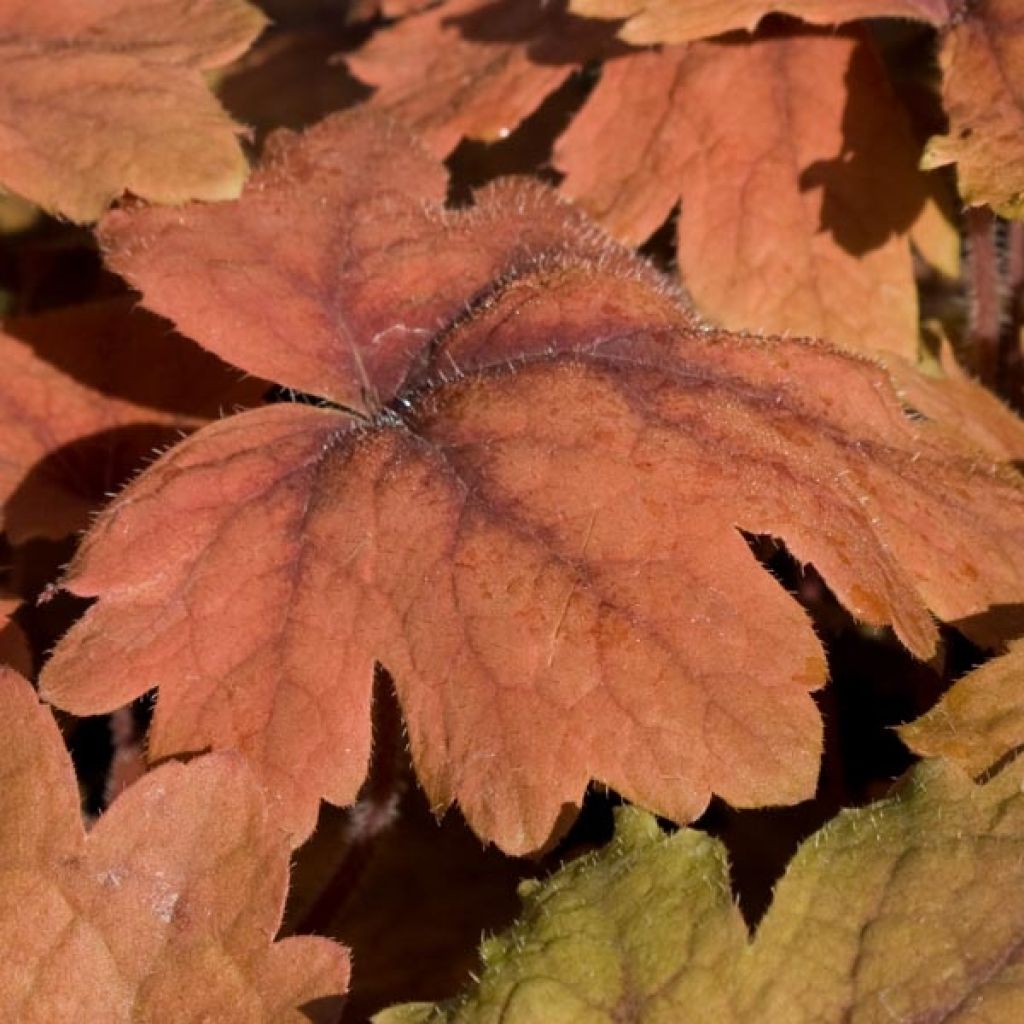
[379,759,1024,1022]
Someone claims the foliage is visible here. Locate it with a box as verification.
[1,0,1024,1020]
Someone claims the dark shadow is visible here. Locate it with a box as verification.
[299,995,348,1024]
[4,423,196,541]
[797,28,925,256]
[446,0,626,67]
[952,604,1024,651]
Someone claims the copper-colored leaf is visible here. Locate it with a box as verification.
[0,0,266,222]
[0,667,349,1022]
[346,0,618,156]
[40,114,1024,855]
[570,0,948,45]
[900,639,1024,777]
[555,31,925,356]
[379,760,1024,1023]
[923,0,1024,217]
[0,298,265,542]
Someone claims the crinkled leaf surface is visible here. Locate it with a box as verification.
[570,0,947,43]
[40,113,1024,854]
[0,668,349,1023]
[0,0,266,222]
[379,760,1024,1023]
[901,638,1024,777]
[555,31,924,356]
[923,0,1024,217]
[346,0,618,156]
[0,298,265,542]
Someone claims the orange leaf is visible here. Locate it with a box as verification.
[0,298,265,542]
[346,0,619,156]
[0,668,349,1022]
[922,0,1024,217]
[570,0,948,44]
[40,113,1024,854]
[555,31,924,356]
[0,0,266,222]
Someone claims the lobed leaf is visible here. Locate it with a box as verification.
[379,759,1024,1023]
[0,0,266,222]
[40,113,1024,854]
[555,31,925,356]
[345,0,618,156]
[0,298,265,542]
[900,638,1024,777]
[0,668,349,1023]
[922,0,1024,218]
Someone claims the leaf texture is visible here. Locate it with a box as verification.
[923,0,1024,217]
[379,760,1024,1023]
[555,31,925,355]
[0,668,349,1023]
[0,298,265,542]
[570,0,948,44]
[0,0,266,222]
[40,113,1024,854]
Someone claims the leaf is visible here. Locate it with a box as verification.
[378,759,1024,1023]
[345,0,619,156]
[880,332,1024,463]
[554,31,925,356]
[569,0,948,44]
[900,639,1024,777]
[0,0,266,222]
[0,667,349,1023]
[40,113,1024,855]
[923,0,1024,217]
[0,298,265,542]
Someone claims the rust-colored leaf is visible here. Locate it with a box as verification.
[0,667,349,1022]
[555,32,925,356]
[0,0,266,222]
[346,0,619,156]
[0,298,265,542]
[570,0,948,45]
[923,0,1024,217]
[900,639,1024,777]
[40,114,1024,854]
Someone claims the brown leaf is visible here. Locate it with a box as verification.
[40,114,1024,854]
[0,298,265,542]
[0,0,266,222]
[900,639,1024,777]
[346,0,619,156]
[923,0,1024,217]
[0,667,349,1023]
[555,31,925,356]
[570,0,948,44]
